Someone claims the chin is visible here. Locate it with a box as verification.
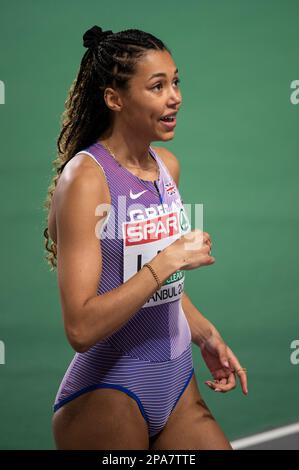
[159,132,175,141]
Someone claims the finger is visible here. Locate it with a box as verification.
[226,347,243,373]
[213,373,236,393]
[210,378,228,386]
[236,369,248,395]
[203,232,212,246]
[206,373,236,393]
[226,348,248,395]
[219,378,227,385]
[213,378,227,385]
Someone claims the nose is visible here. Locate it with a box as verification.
[168,87,182,108]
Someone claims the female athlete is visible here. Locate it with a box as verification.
[43,25,248,450]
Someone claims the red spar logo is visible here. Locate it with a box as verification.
[124,211,179,246]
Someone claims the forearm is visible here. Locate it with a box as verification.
[72,251,179,352]
[182,292,220,346]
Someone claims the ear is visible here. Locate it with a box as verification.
[103,87,123,112]
[152,146,180,187]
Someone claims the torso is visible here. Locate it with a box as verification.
[48,146,171,245]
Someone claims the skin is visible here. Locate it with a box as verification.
[50,49,239,450]
[98,48,182,168]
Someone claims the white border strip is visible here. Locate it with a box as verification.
[231,422,299,449]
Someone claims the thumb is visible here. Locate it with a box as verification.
[221,357,230,369]
[218,344,230,369]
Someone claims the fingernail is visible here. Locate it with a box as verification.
[214,388,221,392]
[224,361,230,368]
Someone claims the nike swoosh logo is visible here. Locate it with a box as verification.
[130,189,148,199]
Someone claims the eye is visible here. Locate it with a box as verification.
[152,83,163,91]
[152,78,181,91]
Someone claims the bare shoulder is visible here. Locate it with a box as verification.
[152,146,180,186]
[48,152,110,243]
[54,152,110,206]
[56,152,106,189]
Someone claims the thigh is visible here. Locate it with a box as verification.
[149,374,233,450]
[52,386,149,450]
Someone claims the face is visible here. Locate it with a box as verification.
[108,49,182,142]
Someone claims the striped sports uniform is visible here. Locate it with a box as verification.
[53,142,194,438]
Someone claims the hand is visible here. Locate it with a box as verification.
[200,332,248,395]
[165,229,215,271]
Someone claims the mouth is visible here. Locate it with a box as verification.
[159,113,177,130]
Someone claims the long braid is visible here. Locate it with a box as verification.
[43,27,169,270]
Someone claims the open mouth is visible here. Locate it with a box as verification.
[160,115,176,122]
[159,114,177,129]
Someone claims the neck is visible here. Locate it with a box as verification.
[98,126,152,169]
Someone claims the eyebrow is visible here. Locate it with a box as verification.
[148,68,178,81]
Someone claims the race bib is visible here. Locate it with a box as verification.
[123,204,191,308]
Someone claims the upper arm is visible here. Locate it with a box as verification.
[55,159,109,347]
[153,146,180,187]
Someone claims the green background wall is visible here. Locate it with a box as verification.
[0,0,298,449]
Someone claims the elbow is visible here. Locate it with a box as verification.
[66,325,91,353]
[63,299,105,353]
[72,341,90,354]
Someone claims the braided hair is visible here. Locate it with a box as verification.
[43,26,170,270]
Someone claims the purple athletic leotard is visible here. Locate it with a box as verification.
[53,142,194,438]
